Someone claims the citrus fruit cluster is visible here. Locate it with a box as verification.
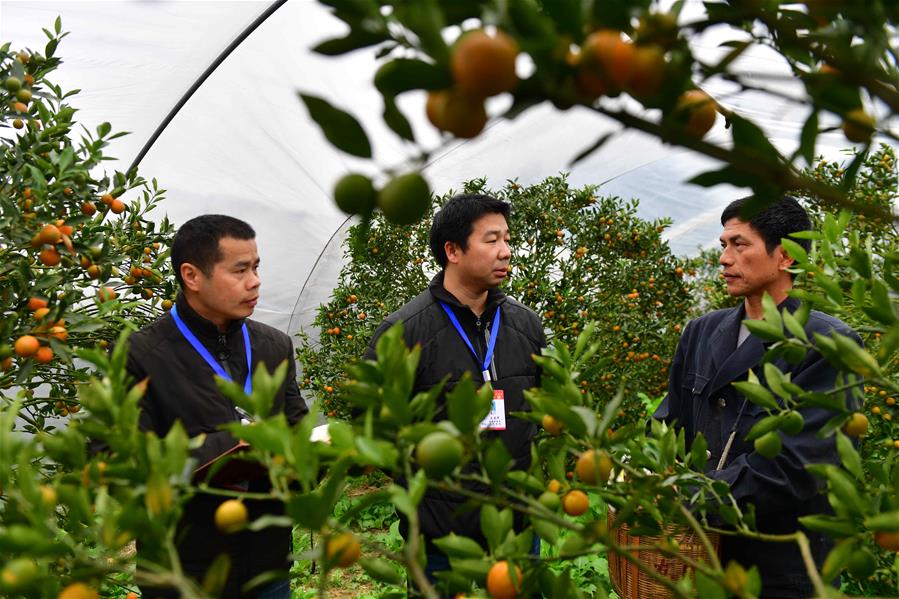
[426,29,520,139]
[333,171,430,225]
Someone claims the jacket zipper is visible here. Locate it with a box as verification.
[475,315,498,381]
[216,333,241,421]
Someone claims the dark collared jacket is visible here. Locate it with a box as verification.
[365,272,546,552]
[127,295,308,598]
[654,297,859,598]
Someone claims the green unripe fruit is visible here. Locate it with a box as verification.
[4,76,22,92]
[538,491,561,512]
[333,173,377,216]
[754,430,782,459]
[378,172,430,226]
[847,548,877,579]
[0,558,39,593]
[16,88,32,103]
[780,410,805,435]
[415,431,464,479]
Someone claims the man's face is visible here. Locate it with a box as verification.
[719,218,791,299]
[449,212,511,291]
[192,236,260,325]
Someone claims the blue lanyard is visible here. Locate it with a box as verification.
[170,304,253,395]
[440,302,500,381]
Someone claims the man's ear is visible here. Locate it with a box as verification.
[445,241,462,265]
[180,263,204,292]
[777,245,795,271]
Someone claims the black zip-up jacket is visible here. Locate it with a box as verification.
[654,297,859,597]
[127,295,307,598]
[365,273,546,552]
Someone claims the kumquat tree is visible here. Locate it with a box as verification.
[1,3,898,599]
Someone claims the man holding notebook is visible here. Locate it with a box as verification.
[127,214,307,598]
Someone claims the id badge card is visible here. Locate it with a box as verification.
[479,390,507,431]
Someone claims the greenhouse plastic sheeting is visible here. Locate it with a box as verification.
[1,0,875,337]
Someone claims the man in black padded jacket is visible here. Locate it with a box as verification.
[128,215,307,598]
[365,194,545,596]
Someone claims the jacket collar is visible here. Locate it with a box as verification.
[428,271,506,317]
[174,293,245,341]
[706,295,801,393]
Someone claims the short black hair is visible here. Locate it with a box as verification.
[429,194,511,268]
[720,195,812,255]
[171,214,255,287]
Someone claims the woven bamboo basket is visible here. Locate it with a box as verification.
[607,510,720,599]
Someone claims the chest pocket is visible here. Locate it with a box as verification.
[685,372,710,398]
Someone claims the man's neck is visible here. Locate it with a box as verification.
[183,293,230,332]
[743,287,790,320]
[442,269,489,316]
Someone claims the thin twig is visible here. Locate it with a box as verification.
[678,502,722,571]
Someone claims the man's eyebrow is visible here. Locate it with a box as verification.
[233,258,260,268]
[482,228,510,236]
[719,233,747,243]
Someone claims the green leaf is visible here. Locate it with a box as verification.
[782,310,809,343]
[58,145,74,173]
[354,437,399,468]
[287,492,331,529]
[408,470,427,508]
[864,280,897,326]
[730,114,782,166]
[781,238,809,266]
[816,412,850,439]
[313,30,388,56]
[433,533,486,558]
[201,553,231,596]
[508,0,559,50]
[446,375,478,435]
[743,319,785,342]
[708,40,751,75]
[359,558,403,585]
[374,59,451,95]
[695,569,725,599]
[840,149,867,192]
[836,431,863,481]
[483,439,513,485]
[746,566,762,597]
[298,94,372,158]
[831,332,881,378]
[532,517,559,546]
[543,0,582,38]
[761,294,784,331]
[864,511,899,532]
[393,0,448,63]
[797,110,818,166]
[824,465,868,516]
[691,433,708,471]
[382,95,415,142]
[480,504,512,552]
[821,539,855,582]
[447,557,490,584]
[388,485,416,518]
[689,165,757,188]
[745,414,782,442]
[763,363,790,401]
[733,380,778,411]
[569,133,615,168]
[798,514,857,537]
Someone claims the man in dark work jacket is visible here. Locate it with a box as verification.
[654,196,859,598]
[127,215,307,598]
[365,194,545,595]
